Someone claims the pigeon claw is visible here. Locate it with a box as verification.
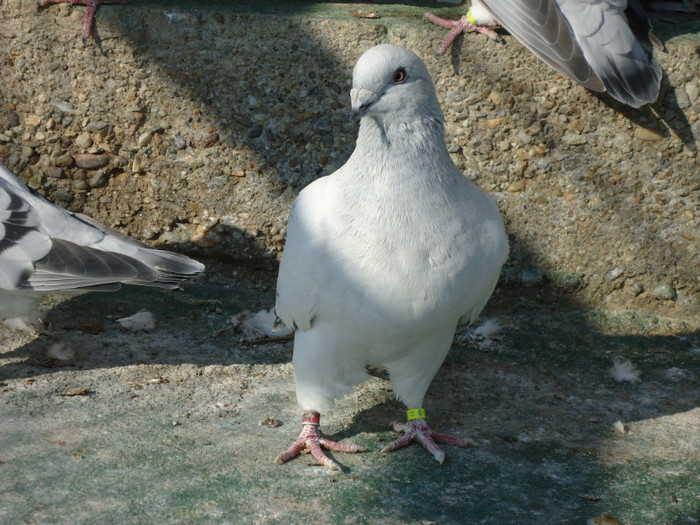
[38,0,130,43]
[381,418,477,464]
[424,12,501,56]
[277,411,367,471]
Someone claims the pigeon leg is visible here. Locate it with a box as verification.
[381,418,477,464]
[424,12,501,55]
[276,411,368,471]
[38,0,129,43]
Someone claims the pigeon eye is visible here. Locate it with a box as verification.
[393,68,406,83]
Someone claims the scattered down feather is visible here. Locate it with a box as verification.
[611,357,642,383]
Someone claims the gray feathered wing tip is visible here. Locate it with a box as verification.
[29,229,204,293]
[482,0,604,90]
[50,213,206,291]
[482,0,662,108]
[0,162,204,295]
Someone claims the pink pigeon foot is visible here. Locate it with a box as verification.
[424,11,501,55]
[38,0,129,43]
[381,418,477,464]
[276,411,368,471]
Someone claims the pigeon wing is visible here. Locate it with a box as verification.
[0,162,203,294]
[482,0,605,91]
[275,190,325,333]
[0,166,52,290]
[556,0,661,107]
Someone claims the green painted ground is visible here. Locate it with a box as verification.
[1,280,698,524]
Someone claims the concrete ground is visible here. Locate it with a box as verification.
[1,283,698,524]
[1,2,699,524]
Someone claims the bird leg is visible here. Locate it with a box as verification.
[381,417,477,464]
[423,11,501,55]
[38,0,129,43]
[276,411,368,471]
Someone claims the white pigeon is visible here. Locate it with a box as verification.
[0,161,204,323]
[424,0,663,108]
[275,44,509,470]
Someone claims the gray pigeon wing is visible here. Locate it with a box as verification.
[68,213,205,288]
[481,0,605,91]
[28,238,153,292]
[556,0,661,107]
[0,162,203,295]
[0,165,52,290]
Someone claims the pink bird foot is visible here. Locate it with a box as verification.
[276,411,368,471]
[424,11,501,55]
[381,418,477,464]
[38,0,129,43]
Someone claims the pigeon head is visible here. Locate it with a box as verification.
[350,45,442,123]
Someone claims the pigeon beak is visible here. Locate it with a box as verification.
[350,87,379,121]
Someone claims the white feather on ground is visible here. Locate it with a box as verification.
[613,420,628,434]
[0,162,204,324]
[458,317,502,341]
[230,308,293,339]
[663,367,693,383]
[117,310,156,332]
[611,357,642,383]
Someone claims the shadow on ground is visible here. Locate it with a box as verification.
[2,255,698,523]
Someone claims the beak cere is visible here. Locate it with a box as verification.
[350,87,379,120]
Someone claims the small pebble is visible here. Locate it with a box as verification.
[563,133,587,146]
[85,121,108,132]
[170,134,187,150]
[6,153,20,169]
[1,110,20,129]
[247,124,263,139]
[606,266,625,281]
[629,282,643,297]
[45,166,64,179]
[199,132,219,148]
[58,388,91,397]
[634,126,663,142]
[75,132,93,149]
[507,180,525,193]
[88,171,109,188]
[650,282,676,301]
[138,131,153,148]
[74,153,109,169]
[664,367,692,383]
[53,189,74,203]
[516,130,532,144]
[685,83,699,103]
[54,154,73,167]
[25,114,41,127]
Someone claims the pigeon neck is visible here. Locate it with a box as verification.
[356,113,446,158]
